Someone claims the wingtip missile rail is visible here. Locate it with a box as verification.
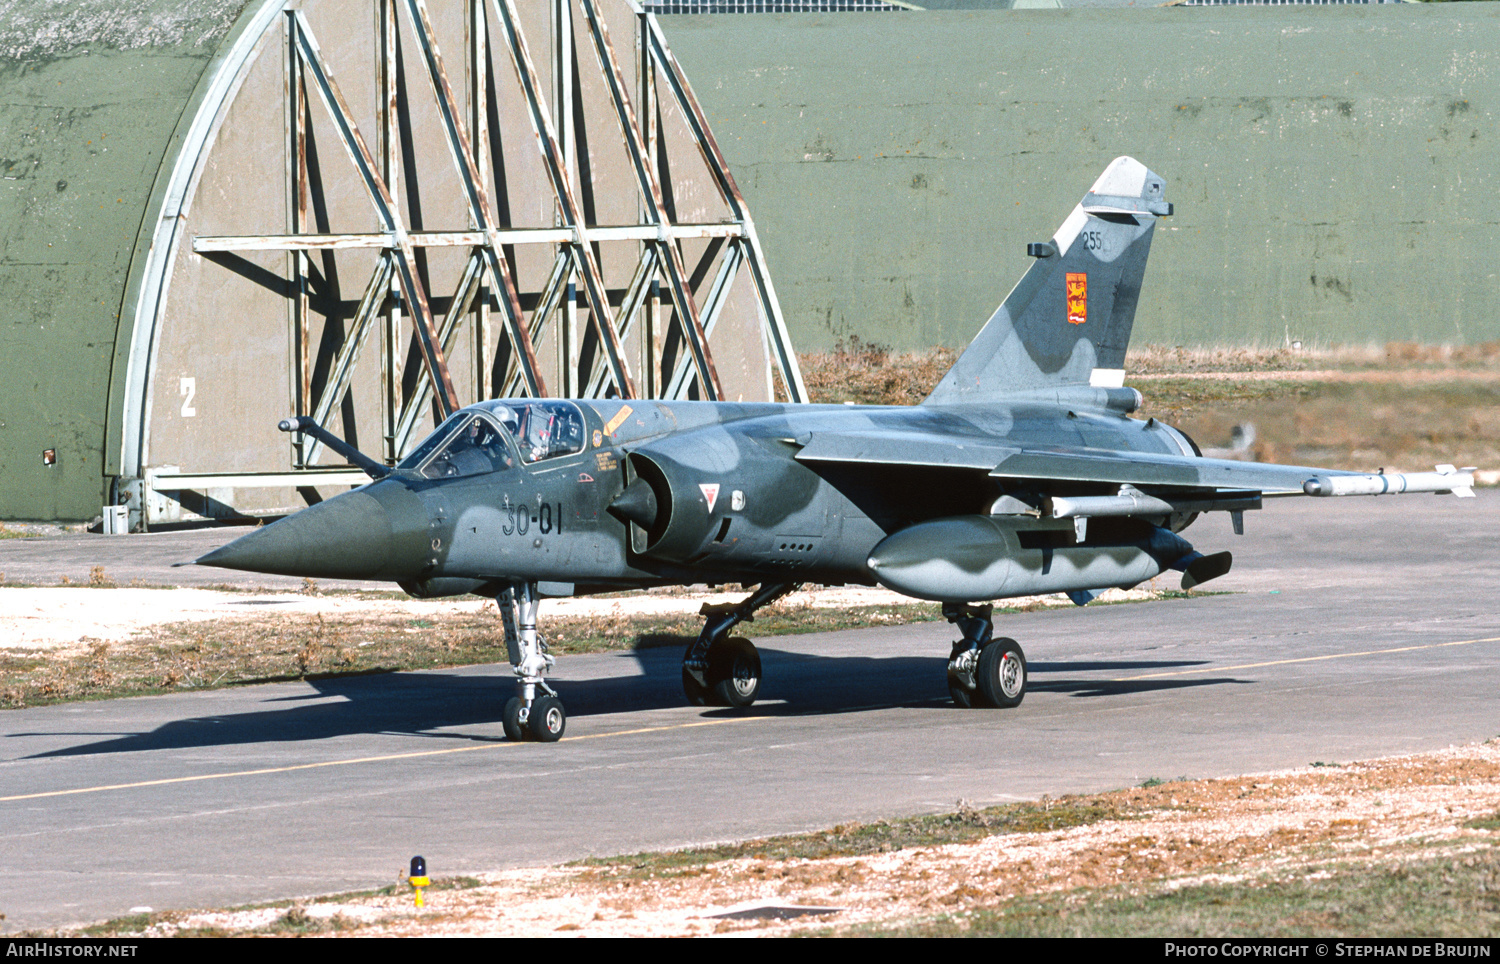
[1304,465,1475,499]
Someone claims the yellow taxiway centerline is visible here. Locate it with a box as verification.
[0,716,762,804]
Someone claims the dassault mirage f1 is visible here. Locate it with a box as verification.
[198,157,1474,742]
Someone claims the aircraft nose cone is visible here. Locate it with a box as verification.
[196,483,427,580]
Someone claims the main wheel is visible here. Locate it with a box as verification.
[707,636,761,708]
[502,696,527,742]
[528,695,566,742]
[976,638,1026,709]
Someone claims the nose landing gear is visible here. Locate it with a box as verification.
[498,583,565,742]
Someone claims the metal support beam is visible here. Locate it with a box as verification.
[585,244,658,397]
[288,10,460,416]
[641,12,807,403]
[506,251,573,397]
[284,15,311,455]
[376,0,406,463]
[666,238,742,400]
[399,0,544,399]
[303,255,397,465]
[488,0,636,398]
[579,0,720,400]
[194,223,744,250]
[468,0,493,401]
[395,251,490,454]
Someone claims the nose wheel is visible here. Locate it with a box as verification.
[527,695,567,741]
[503,693,567,742]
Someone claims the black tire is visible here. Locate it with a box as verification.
[707,636,761,708]
[528,695,566,742]
[682,666,712,706]
[976,638,1026,709]
[502,696,527,742]
[948,675,978,709]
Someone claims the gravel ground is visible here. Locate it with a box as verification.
[77,742,1500,938]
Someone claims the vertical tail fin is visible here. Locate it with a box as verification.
[924,157,1170,404]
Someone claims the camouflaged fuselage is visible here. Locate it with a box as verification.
[332,392,1201,595]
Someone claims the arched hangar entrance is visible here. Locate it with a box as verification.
[117,0,803,529]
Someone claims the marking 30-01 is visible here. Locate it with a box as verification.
[503,503,565,536]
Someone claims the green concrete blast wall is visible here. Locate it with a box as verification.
[0,0,251,520]
[665,7,1500,352]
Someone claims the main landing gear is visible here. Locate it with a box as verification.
[944,602,1027,709]
[498,583,566,742]
[681,582,801,707]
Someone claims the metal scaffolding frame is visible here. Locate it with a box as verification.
[190,0,808,473]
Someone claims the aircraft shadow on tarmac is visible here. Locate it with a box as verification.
[17,648,1238,759]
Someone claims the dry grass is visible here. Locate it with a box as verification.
[800,337,959,406]
[1127,341,1500,374]
[1139,380,1500,472]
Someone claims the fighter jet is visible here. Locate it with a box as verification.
[197,157,1474,742]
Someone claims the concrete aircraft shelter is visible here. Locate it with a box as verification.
[0,0,802,525]
[3,2,1500,523]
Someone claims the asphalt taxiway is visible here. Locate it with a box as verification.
[2,494,1497,930]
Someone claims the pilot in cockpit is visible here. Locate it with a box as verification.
[517,405,553,463]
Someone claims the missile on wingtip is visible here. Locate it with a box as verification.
[1303,465,1475,498]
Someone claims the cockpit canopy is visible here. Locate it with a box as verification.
[507,400,586,463]
[398,401,587,480]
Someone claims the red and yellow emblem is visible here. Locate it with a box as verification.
[1066,272,1088,325]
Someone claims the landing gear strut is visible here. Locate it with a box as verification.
[682,582,800,707]
[498,583,565,741]
[944,602,1027,709]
